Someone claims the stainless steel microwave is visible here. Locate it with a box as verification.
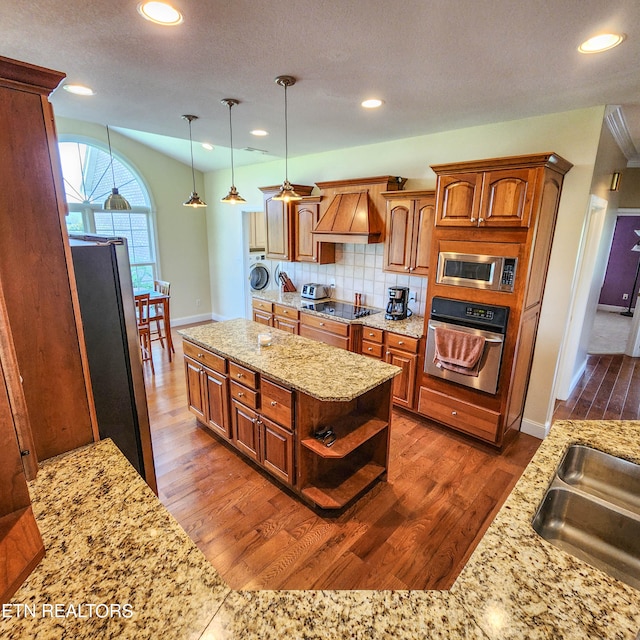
[436,252,517,292]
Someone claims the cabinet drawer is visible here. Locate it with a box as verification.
[362,327,384,343]
[230,380,259,409]
[300,325,350,350]
[300,312,349,337]
[274,304,299,320]
[261,378,294,430]
[229,362,259,389]
[361,340,383,358]
[183,341,226,374]
[417,386,500,441]
[252,298,273,313]
[386,332,419,353]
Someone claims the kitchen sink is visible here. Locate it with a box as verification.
[532,445,640,590]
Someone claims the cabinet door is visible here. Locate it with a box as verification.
[386,348,417,409]
[260,415,295,486]
[231,399,260,462]
[184,356,206,421]
[294,202,317,262]
[203,366,231,439]
[410,197,435,276]
[479,168,537,228]
[253,310,273,327]
[265,195,291,260]
[251,210,267,250]
[383,200,413,273]
[435,173,482,226]
[274,316,299,334]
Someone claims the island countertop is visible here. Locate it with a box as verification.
[178,318,401,402]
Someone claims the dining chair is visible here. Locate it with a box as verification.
[150,280,171,350]
[135,293,154,374]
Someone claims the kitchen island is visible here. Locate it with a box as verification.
[179,319,401,509]
[3,420,639,639]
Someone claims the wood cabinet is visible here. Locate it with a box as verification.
[252,298,273,326]
[183,335,392,508]
[184,343,231,440]
[248,210,266,251]
[293,196,335,264]
[300,312,350,350]
[421,152,573,446]
[361,327,384,359]
[383,190,435,276]
[259,184,314,261]
[273,303,299,334]
[385,333,419,409]
[435,166,538,228]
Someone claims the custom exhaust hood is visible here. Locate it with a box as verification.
[312,176,406,244]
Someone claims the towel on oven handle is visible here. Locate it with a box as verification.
[433,326,485,376]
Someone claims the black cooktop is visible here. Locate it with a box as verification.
[301,300,382,320]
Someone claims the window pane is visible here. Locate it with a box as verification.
[65,211,84,232]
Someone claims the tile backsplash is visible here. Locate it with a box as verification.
[274,243,428,316]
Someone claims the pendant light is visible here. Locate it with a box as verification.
[103,125,132,211]
[272,75,301,202]
[220,99,246,204]
[182,114,207,208]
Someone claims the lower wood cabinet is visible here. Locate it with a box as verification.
[273,304,299,334]
[300,312,350,350]
[252,299,274,327]
[385,333,419,410]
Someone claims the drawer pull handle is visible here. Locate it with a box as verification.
[398,340,404,345]
[470,217,476,223]
[367,347,373,352]
[368,332,374,337]
[198,353,204,358]
[238,392,245,397]
[451,410,457,416]
[237,373,243,378]
[270,401,277,406]
[319,322,325,326]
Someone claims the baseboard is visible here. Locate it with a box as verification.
[520,418,548,440]
[172,312,215,327]
[555,357,587,401]
[597,303,630,313]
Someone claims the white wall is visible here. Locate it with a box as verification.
[205,106,605,436]
[55,118,212,325]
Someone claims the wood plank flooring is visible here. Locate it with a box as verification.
[143,331,637,590]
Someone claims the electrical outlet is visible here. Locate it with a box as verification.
[623,293,629,300]
[330,282,335,288]
[196,298,201,307]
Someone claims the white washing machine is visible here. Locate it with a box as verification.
[245,252,274,318]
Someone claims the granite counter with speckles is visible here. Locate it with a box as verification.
[253,291,426,338]
[179,318,400,402]
[4,422,639,639]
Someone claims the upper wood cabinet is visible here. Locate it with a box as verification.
[435,165,538,228]
[248,210,266,251]
[383,190,435,276]
[259,184,314,261]
[293,196,335,264]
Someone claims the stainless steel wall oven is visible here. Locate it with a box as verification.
[425,297,509,395]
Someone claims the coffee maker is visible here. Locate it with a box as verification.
[385,286,411,320]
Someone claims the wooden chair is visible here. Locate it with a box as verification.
[135,293,154,374]
[150,280,170,351]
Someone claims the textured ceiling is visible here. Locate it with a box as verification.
[2,0,639,171]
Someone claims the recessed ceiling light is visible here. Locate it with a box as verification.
[250,129,268,137]
[137,2,183,26]
[202,143,214,151]
[578,33,625,53]
[62,84,95,96]
[361,98,383,109]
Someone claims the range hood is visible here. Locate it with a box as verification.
[312,191,381,244]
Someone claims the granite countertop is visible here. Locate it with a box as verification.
[179,318,400,402]
[3,421,640,639]
[253,291,425,339]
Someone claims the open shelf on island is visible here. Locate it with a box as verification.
[300,461,386,509]
[300,413,388,458]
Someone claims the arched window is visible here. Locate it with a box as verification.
[58,139,157,289]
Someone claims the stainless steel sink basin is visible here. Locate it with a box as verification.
[532,445,640,590]
[557,445,640,515]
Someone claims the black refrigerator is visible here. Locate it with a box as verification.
[69,234,157,493]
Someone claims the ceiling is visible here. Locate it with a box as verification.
[2,0,640,172]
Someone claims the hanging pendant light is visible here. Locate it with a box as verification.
[182,114,207,208]
[220,99,246,204]
[272,75,301,202]
[103,125,132,211]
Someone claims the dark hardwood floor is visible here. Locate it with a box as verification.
[143,331,638,590]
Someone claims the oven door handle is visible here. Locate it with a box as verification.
[427,321,504,343]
